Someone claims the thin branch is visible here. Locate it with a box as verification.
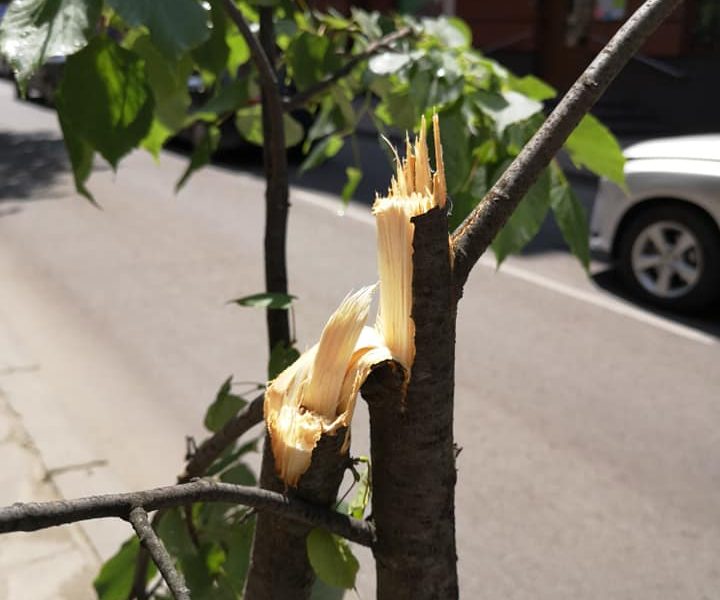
[180,393,264,482]
[283,26,414,112]
[0,479,375,547]
[450,0,683,293]
[220,0,278,94]
[131,394,264,598]
[129,508,191,600]
[129,511,160,600]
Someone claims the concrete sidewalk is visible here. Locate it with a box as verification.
[0,388,98,599]
[0,301,130,599]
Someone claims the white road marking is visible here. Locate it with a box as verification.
[292,187,718,347]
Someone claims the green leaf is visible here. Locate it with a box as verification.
[224,519,255,590]
[475,90,543,135]
[226,30,251,74]
[107,0,210,61]
[0,0,101,86]
[235,106,304,148]
[300,135,344,173]
[231,292,296,309]
[550,163,590,270]
[448,165,488,230]
[130,34,193,131]
[191,0,229,77]
[509,75,556,101]
[438,106,471,195]
[348,460,371,520]
[285,114,306,148]
[195,80,249,118]
[94,537,156,600]
[268,342,300,380]
[56,36,154,169]
[58,113,95,202]
[341,167,362,204]
[492,167,552,265]
[447,17,473,47]
[220,464,256,486]
[375,86,415,131]
[368,52,411,75]
[204,376,248,433]
[306,528,359,590]
[176,124,220,191]
[564,114,625,186]
[421,16,470,48]
[142,119,173,159]
[205,440,259,477]
[286,32,339,92]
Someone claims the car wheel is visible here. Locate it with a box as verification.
[617,205,720,311]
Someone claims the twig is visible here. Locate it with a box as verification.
[220,0,278,95]
[129,508,191,600]
[129,511,159,600]
[283,27,414,112]
[180,393,264,481]
[0,479,375,547]
[450,0,684,293]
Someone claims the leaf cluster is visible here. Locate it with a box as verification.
[0,0,624,266]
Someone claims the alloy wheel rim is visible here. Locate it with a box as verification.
[631,220,703,299]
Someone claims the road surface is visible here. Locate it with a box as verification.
[1,80,719,599]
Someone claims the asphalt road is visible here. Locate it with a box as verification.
[1,79,720,599]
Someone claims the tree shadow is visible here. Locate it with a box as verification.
[0,130,69,202]
[592,267,720,340]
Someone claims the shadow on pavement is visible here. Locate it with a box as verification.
[592,267,720,340]
[0,130,69,202]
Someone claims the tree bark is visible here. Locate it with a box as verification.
[243,430,349,599]
[363,205,459,600]
[259,6,291,351]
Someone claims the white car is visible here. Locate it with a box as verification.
[591,134,720,311]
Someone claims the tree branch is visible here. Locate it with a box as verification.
[0,480,375,547]
[450,0,683,293]
[129,508,190,600]
[283,27,414,112]
[220,0,278,94]
[180,393,264,482]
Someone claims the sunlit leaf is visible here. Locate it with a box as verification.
[341,166,362,204]
[300,135,344,173]
[220,464,256,486]
[58,113,95,202]
[306,528,359,590]
[176,124,220,191]
[130,34,192,132]
[204,376,248,433]
[550,163,590,270]
[107,0,209,61]
[94,537,156,600]
[0,0,101,86]
[368,51,411,75]
[564,114,625,186]
[438,106,471,195]
[348,459,371,520]
[56,36,154,168]
[475,90,543,134]
[492,167,552,265]
[509,75,556,101]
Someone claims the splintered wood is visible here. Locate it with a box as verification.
[265,115,447,486]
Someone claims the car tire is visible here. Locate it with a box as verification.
[617,205,720,311]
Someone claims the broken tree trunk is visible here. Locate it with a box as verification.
[364,204,459,600]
